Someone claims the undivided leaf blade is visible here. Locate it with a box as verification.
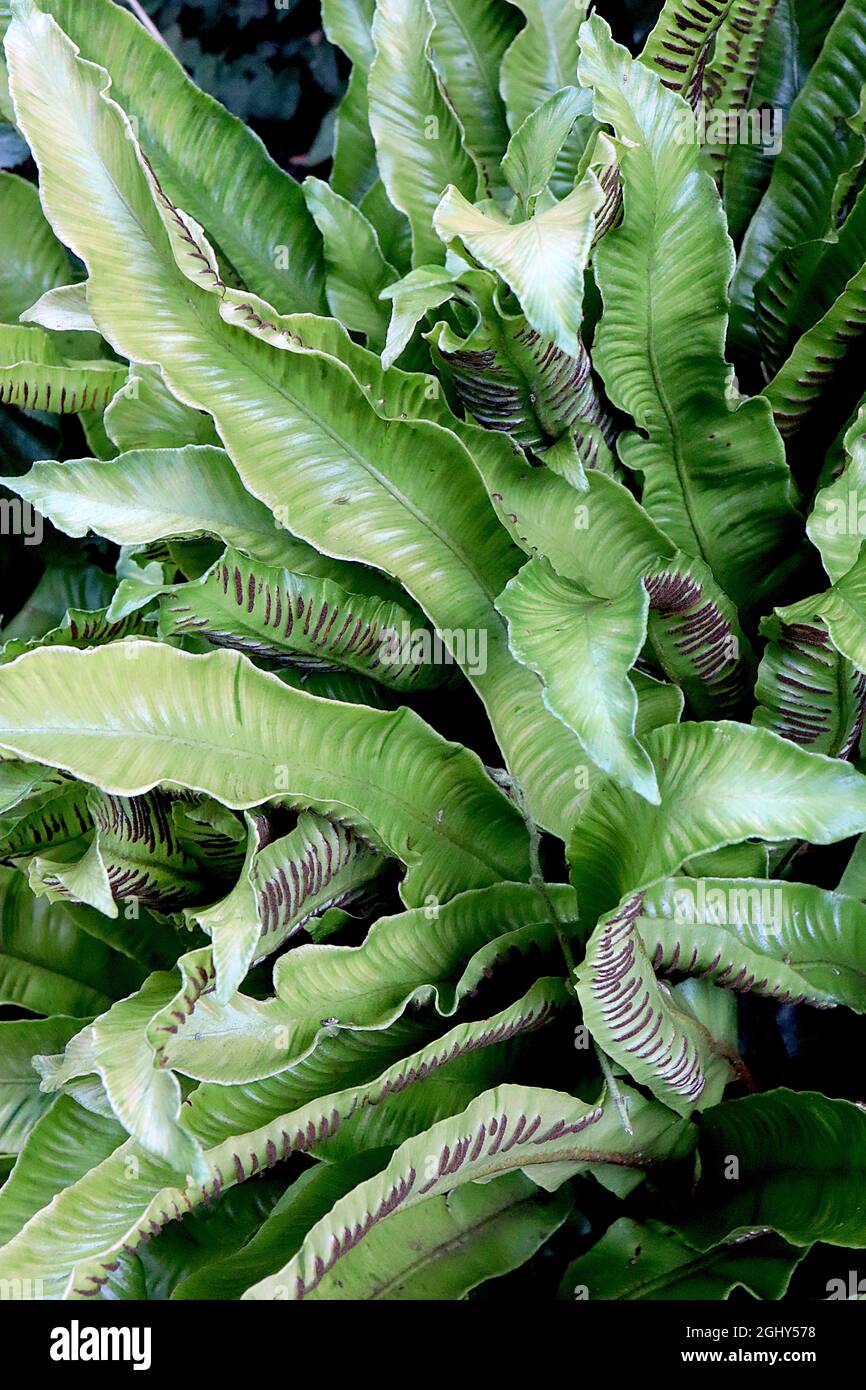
[367,0,480,267]
[576,892,733,1116]
[568,721,866,927]
[26,0,327,313]
[578,13,802,611]
[425,0,519,203]
[433,174,602,359]
[158,546,446,691]
[0,642,531,907]
[686,1089,866,1247]
[190,810,385,1003]
[0,170,70,323]
[5,10,586,838]
[263,1170,573,1301]
[497,558,658,802]
[730,0,866,352]
[242,1082,694,1299]
[561,1217,801,1301]
[634,875,866,1013]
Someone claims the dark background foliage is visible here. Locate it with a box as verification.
[138,0,345,175]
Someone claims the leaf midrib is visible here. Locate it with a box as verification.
[93,133,505,620]
[364,1185,549,1300]
[435,0,509,155]
[0,718,513,882]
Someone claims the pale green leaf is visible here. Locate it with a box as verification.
[242,1081,693,1299]
[189,810,385,1003]
[634,875,866,1013]
[303,176,396,351]
[20,280,95,335]
[433,173,602,358]
[1,446,348,573]
[0,321,125,412]
[501,85,594,206]
[0,1094,125,1249]
[500,0,587,133]
[0,865,142,1016]
[426,0,519,202]
[808,409,866,582]
[26,0,327,313]
[368,0,480,266]
[569,720,866,927]
[497,559,657,801]
[273,1170,572,1300]
[379,264,459,370]
[171,1151,391,1299]
[0,642,531,907]
[103,363,219,452]
[0,1016,85,1153]
[5,10,585,836]
[577,892,733,1116]
[166,895,574,1084]
[578,14,802,611]
[157,545,443,691]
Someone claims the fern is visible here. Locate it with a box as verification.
[0,0,865,1308]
